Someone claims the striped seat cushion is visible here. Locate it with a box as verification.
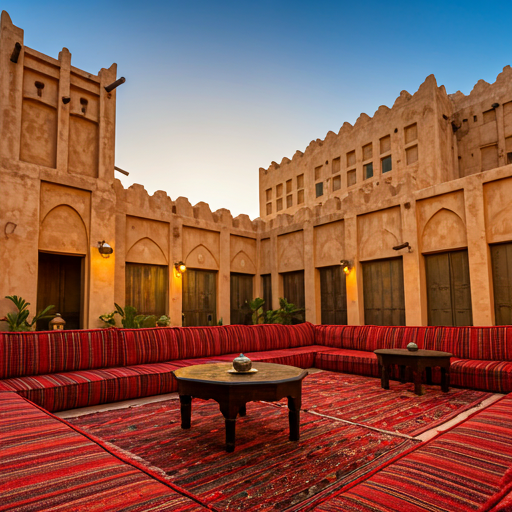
[0,392,209,511]
[450,359,512,393]
[117,327,180,365]
[0,328,119,378]
[315,349,380,377]
[314,394,512,512]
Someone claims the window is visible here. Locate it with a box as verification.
[276,184,283,197]
[266,202,272,215]
[315,182,324,197]
[286,179,292,193]
[332,175,341,191]
[297,189,304,204]
[266,188,272,201]
[381,155,392,173]
[276,198,283,211]
[481,144,498,171]
[362,143,373,161]
[347,170,356,187]
[406,145,418,165]
[404,123,417,144]
[297,174,304,188]
[346,150,356,167]
[506,136,512,165]
[364,162,373,180]
[286,194,293,208]
[483,109,496,124]
[380,135,391,154]
[332,157,341,174]
[315,165,323,180]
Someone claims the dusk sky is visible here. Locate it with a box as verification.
[4,1,512,220]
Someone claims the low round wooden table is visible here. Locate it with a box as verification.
[172,362,308,452]
[374,349,452,396]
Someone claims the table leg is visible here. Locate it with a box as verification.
[441,368,450,392]
[399,365,406,383]
[220,403,239,452]
[426,366,433,385]
[287,395,301,441]
[239,404,246,417]
[179,395,192,429]
[413,371,424,396]
[380,363,390,390]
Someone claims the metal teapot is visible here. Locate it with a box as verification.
[233,353,252,372]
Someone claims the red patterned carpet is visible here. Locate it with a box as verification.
[67,371,491,511]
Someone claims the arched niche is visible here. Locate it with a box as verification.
[186,244,219,270]
[126,237,168,265]
[231,250,256,274]
[359,229,399,260]
[316,238,344,267]
[39,205,88,254]
[422,208,467,253]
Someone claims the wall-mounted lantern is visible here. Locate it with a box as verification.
[98,240,113,258]
[340,260,353,275]
[174,261,187,277]
[392,242,412,253]
[49,313,66,330]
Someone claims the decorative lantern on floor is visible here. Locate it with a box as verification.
[49,313,66,330]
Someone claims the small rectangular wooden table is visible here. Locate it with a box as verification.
[172,362,308,452]
[374,349,452,396]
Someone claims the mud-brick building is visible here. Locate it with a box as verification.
[1,10,512,330]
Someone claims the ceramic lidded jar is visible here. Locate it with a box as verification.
[233,353,252,372]
[407,342,419,352]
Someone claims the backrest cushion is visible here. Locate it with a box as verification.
[0,328,119,379]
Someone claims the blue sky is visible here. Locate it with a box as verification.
[4,1,511,219]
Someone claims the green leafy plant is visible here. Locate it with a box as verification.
[217,317,223,326]
[248,297,266,325]
[0,295,55,332]
[265,298,304,325]
[99,311,118,327]
[114,303,158,328]
[156,315,171,327]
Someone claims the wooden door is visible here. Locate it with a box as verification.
[182,269,217,326]
[491,243,512,324]
[125,263,168,317]
[37,252,83,330]
[230,273,253,325]
[362,258,405,326]
[320,265,347,325]
[261,274,272,312]
[282,270,305,323]
[425,250,472,326]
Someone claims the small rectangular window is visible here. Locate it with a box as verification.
[381,155,392,173]
[404,123,417,144]
[347,170,356,187]
[363,143,372,161]
[266,202,272,215]
[276,183,283,197]
[406,145,418,165]
[508,153,512,165]
[276,198,283,211]
[286,179,292,193]
[483,109,496,124]
[297,174,304,189]
[297,189,304,204]
[346,150,356,167]
[332,157,341,174]
[315,165,323,181]
[316,182,324,197]
[380,135,391,154]
[332,175,341,191]
[286,194,293,208]
[266,188,272,201]
[473,115,478,122]
[364,162,373,180]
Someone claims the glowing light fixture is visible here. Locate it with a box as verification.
[174,261,187,276]
[98,240,113,258]
[340,260,353,275]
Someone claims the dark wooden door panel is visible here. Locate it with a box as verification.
[261,274,272,312]
[491,243,512,325]
[425,250,472,326]
[125,263,168,317]
[182,269,217,326]
[320,266,347,325]
[230,273,253,325]
[362,258,405,326]
[37,252,83,330]
[282,271,305,323]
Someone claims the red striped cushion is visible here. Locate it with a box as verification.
[315,325,373,350]
[0,328,119,379]
[450,359,512,393]
[315,349,380,377]
[117,327,180,365]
